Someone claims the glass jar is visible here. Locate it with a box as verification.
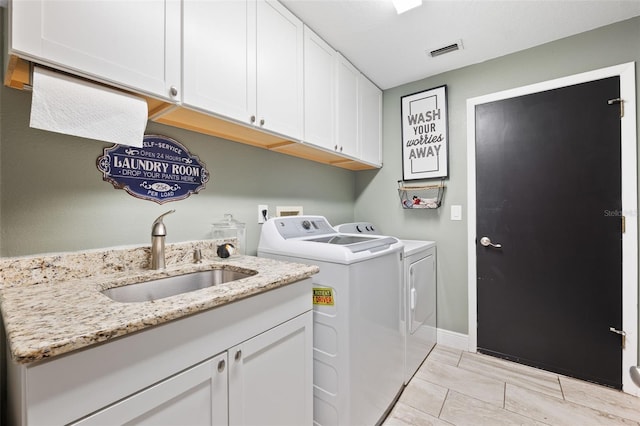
[211,214,246,255]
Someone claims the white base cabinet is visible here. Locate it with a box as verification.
[7,279,313,426]
[229,313,312,425]
[73,353,229,426]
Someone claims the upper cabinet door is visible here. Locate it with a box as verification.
[183,0,256,123]
[256,0,303,140]
[303,26,335,150]
[335,53,359,158]
[10,0,181,102]
[183,0,301,140]
[358,75,383,167]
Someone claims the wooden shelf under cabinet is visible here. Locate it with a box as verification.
[5,56,378,171]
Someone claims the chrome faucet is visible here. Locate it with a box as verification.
[151,210,175,270]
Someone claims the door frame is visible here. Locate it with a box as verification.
[466,62,638,395]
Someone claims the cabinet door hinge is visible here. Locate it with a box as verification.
[622,215,626,233]
[607,98,624,118]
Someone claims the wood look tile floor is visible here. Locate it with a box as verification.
[383,345,640,426]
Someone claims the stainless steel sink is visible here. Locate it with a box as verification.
[101,269,257,303]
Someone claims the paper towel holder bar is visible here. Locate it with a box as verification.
[15,60,136,95]
[6,56,131,95]
[14,62,69,93]
[30,64,110,93]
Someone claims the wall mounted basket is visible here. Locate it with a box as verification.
[398,180,445,209]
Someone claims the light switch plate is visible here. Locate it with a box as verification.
[451,205,462,221]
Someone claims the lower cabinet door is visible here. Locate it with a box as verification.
[71,353,229,426]
[228,311,313,426]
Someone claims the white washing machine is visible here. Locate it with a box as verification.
[336,223,437,384]
[258,216,404,426]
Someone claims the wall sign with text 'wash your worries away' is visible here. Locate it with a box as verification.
[97,135,209,204]
[401,85,449,180]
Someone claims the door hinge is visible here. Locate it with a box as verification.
[622,215,626,233]
[607,98,624,118]
[609,327,626,349]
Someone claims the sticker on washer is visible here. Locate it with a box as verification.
[313,288,334,306]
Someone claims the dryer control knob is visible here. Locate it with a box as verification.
[302,220,311,230]
[356,225,362,232]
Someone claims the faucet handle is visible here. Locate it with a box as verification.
[152,209,175,236]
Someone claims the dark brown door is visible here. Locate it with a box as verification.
[475,76,623,389]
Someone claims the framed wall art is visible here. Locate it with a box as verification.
[401,85,449,180]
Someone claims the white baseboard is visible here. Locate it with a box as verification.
[436,328,469,351]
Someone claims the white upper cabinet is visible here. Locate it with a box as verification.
[256,0,304,140]
[358,75,383,166]
[303,26,335,150]
[9,0,181,101]
[183,0,254,122]
[304,30,382,166]
[183,0,303,141]
[8,0,380,169]
[335,53,359,158]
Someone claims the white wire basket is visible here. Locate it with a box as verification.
[398,180,445,209]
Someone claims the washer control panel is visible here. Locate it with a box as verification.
[335,222,379,235]
[273,216,335,239]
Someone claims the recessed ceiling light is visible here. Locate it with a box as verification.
[392,0,422,15]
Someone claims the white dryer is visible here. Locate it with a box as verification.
[258,216,405,426]
[336,222,437,384]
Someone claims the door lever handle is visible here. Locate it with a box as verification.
[480,236,502,248]
[609,327,626,349]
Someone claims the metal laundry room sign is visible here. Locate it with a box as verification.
[97,134,209,204]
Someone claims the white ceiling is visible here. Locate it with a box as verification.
[280,0,640,89]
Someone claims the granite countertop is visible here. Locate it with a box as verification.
[0,240,318,364]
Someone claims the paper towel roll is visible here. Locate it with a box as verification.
[30,67,148,148]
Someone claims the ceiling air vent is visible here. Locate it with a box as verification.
[429,40,463,58]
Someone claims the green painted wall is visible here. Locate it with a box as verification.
[0,68,356,257]
[355,16,640,335]
[1,10,639,343]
